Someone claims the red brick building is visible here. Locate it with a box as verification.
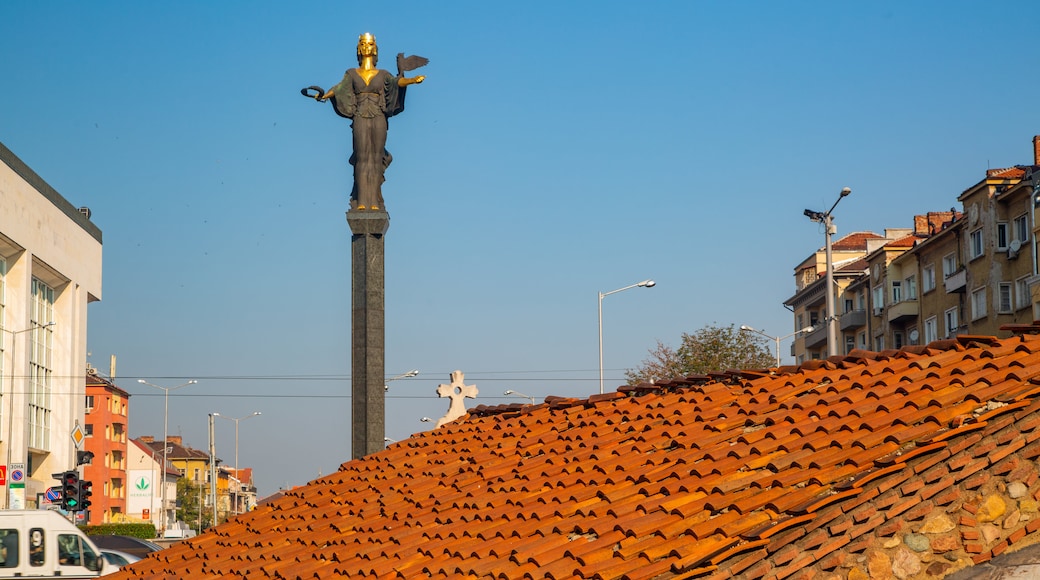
[84,368,130,525]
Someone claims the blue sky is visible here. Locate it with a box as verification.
[2,1,1038,496]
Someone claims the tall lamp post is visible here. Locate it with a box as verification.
[599,279,656,394]
[139,378,197,536]
[739,325,816,367]
[1,321,54,509]
[212,411,261,515]
[804,187,851,357]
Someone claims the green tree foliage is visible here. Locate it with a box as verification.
[625,323,775,384]
[175,478,208,531]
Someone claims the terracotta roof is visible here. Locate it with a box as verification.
[986,166,1026,179]
[831,231,885,252]
[884,234,917,249]
[113,331,1040,579]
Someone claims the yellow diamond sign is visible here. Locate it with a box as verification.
[70,425,85,448]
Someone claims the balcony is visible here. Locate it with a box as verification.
[887,300,919,323]
[803,325,828,349]
[945,269,966,293]
[840,309,866,331]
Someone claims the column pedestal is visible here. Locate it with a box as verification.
[346,210,389,459]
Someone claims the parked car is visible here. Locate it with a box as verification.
[87,536,160,560]
[99,549,140,568]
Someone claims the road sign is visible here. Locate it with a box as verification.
[10,468,23,483]
[70,425,85,448]
[45,487,61,502]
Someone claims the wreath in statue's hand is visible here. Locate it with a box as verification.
[301,86,326,101]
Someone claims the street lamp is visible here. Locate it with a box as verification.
[385,369,419,391]
[599,279,655,394]
[804,187,851,357]
[503,389,536,404]
[139,378,197,535]
[739,325,816,367]
[212,411,261,515]
[1,321,54,509]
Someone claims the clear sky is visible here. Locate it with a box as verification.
[2,1,1038,497]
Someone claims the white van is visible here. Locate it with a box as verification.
[0,510,116,577]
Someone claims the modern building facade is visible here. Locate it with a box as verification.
[83,368,129,524]
[0,142,102,509]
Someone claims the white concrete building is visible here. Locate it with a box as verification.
[0,141,102,508]
[127,438,178,529]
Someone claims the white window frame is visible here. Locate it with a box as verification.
[942,253,957,278]
[968,228,984,261]
[905,275,917,300]
[922,264,936,293]
[1017,276,1031,311]
[945,307,959,338]
[998,282,1012,314]
[873,286,884,314]
[29,278,54,451]
[971,287,987,320]
[1015,213,1030,243]
[891,281,902,304]
[924,316,938,344]
[997,222,1009,251]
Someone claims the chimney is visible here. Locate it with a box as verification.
[1034,135,1040,166]
[139,435,154,443]
[167,435,183,446]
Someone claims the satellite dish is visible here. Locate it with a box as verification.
[873,264,881,281]
[1009,239,1022,259]
[969,204,979,225]
[909,329,920,343]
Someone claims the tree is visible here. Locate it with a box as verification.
[175,478,207,531]
[625,323,775,384]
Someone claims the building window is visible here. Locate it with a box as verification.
[873,286,884,314]
[856,290,866,310]
[999,283,1012,314]
[942,254,957,278]
[29,278,54,451]
[857,331,867,349]
[924,317,938,344]
[1017,276,1031,310]
[894,332,904,349]
[997,222,1009,251]
[905,275,917,300]
[85,396,94,412]
[945,307,959,338]
[923,264,936,293]
[971,287,987,320]
[891,281,902,304]
[83,424,93,437]
[1015,214,1030,242]
[968,228,984,260]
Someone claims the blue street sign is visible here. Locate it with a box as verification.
[45,487,61,502]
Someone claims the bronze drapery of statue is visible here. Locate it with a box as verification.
[303,33,427,210]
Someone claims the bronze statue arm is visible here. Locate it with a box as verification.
[398,75,425,87]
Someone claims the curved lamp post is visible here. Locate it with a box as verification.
[599,280,655,394]
[138,378,197,535]
[739,325,816,367]
[804,187,851,357]
[503,389,536,404]
[384,369,419,391]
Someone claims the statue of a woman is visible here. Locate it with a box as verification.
[309,33,426,211]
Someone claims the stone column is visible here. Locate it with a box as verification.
[346,210,389,459]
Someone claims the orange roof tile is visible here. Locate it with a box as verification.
[112,331,1040,579]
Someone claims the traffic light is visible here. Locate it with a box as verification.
[59,471,79,511]
[77,479,93,512]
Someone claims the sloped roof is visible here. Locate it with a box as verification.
[114,331,1040,579]
[831,231,885,252]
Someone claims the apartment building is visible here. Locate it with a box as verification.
[0,142,102,509]
[790,136,1040,354]
[83,369,129,524]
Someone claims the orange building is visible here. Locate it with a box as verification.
[83,368,130,525]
